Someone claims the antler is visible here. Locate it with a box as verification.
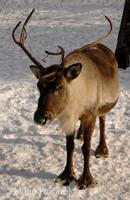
[79,16,112,51]
[12,9,45,71]
[45,46,65,68]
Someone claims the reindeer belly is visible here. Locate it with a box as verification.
[96,98,118,116]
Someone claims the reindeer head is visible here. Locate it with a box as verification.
[12,9,82,125]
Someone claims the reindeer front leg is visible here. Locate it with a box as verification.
[78,112,97,189]
[57,133,76,185]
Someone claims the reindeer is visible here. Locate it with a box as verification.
[12,9,120,189]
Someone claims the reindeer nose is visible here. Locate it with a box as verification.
[34,110,48,125]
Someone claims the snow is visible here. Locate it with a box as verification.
[0,0,130,199]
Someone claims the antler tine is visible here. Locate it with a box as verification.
[20,26,27,44]
[58,46,65,65]
[12,21,22,44]
[12,9,45,71]
[20,9,35,43]
[45,46,65,67]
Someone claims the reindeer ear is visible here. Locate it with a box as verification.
[30,65,41,79]
[63,63,82,81]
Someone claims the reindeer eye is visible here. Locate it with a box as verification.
[55,85,64,91]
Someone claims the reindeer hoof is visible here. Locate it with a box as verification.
[95,145,109,158]
[56,170,76,186]
[78,174,97,189]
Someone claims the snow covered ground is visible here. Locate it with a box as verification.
[0,0,130,199]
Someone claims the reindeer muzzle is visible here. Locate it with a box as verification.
[34,110,48,125]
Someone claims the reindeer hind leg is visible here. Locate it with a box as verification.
[95,116,109,158]
[77,121,83,140]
